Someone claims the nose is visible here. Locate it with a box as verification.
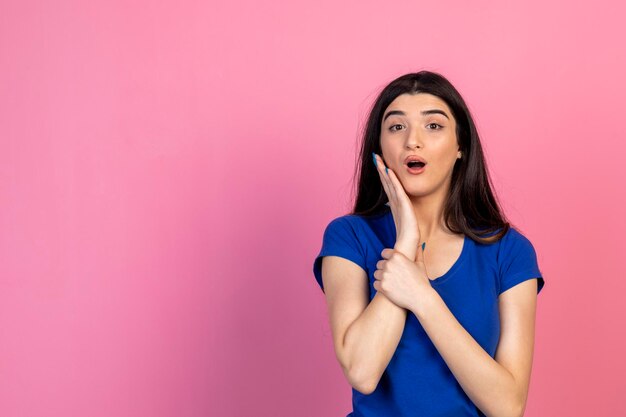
[405,126,423,149]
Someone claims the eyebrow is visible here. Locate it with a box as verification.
[383,109,450,122]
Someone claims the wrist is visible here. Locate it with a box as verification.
[409,287,438,320]
[394,241,417,262]
[396,233,419,245]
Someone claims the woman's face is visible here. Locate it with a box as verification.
[380,92,460,198]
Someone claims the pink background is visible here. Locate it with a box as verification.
[1,0,625,416]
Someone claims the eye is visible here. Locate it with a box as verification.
[389,124,404,132]
[426,123,443,130]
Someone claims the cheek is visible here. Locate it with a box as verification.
[430,155,458,179]
[379,140,397,164]
[380,135,401,148]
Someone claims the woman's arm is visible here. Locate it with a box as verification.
[322,240,417,395]
[410,278,539,417]
[325,154,421,394]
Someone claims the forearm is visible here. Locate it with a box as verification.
[344,291,407,394]
[411,289,523,417]
[344,242,416,394]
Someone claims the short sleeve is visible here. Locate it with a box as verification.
[498,228,545,296]
[312,216,367,293]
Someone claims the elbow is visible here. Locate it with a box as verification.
[487,403,523,417]
[508,404,525,417]
[500,395,526,417]
[510,387,529,417]
[485,391,526,417]
[346,363,380,395]
[512,398,527,417]
[336,339,381,395]
[353,379,377,396]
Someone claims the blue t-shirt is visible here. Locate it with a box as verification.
[312,207,544,417]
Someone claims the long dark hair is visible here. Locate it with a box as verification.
[351,70,510,244]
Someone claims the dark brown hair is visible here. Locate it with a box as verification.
[350,70,510,244]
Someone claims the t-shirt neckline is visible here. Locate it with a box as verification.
[384,208,468,285]
[428,234,468,284]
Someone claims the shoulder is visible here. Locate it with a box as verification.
[327,213,361,226]
[479,226,537,269]
[323,214,361,234]
[474,225,539,265]
[474,225,534,251]
[498,226,536,254]
[495,226,544,294]
[320,214,369,248]
[324,209,389,233]
[320,211,391,258]
[503,226,530,242]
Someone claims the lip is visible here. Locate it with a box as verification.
[403,154,427,174]
[405,164,426,175]
[403,155,427,165]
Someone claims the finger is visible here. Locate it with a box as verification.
[374,153,397,201]
[375,154,396,204]
[381,248,393,259]
[387,167,422,243]
[379,157,398,202]
[386,167,410,205]
[374,153,395,203]
[386,168,417,234]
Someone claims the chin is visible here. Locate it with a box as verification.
[402,184,427,197]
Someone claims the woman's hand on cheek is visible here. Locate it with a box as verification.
[373,246,432,311]
[372,153,420,261]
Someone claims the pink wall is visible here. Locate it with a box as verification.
[1,0,625,415]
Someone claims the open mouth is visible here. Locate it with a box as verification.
[407,161,426,169]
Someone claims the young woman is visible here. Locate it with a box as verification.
[312,71,545,417]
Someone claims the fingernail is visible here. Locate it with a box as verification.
[385,167,388,174]
[422,242,426,251]
[372,152,377,168]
